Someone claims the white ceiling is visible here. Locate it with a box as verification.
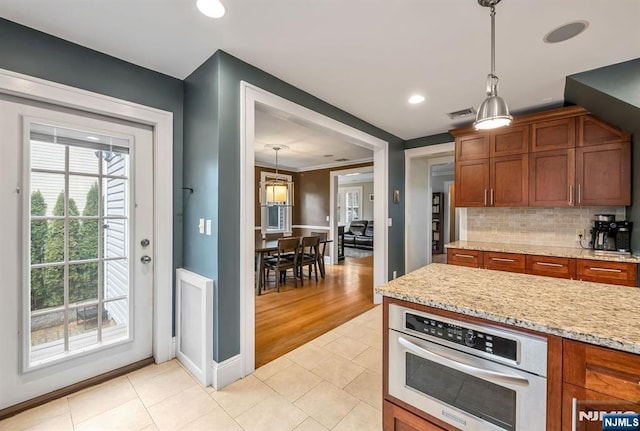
[2,1,639,140]
[255,104,372,170]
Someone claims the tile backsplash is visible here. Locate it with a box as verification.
[466,207,627,248]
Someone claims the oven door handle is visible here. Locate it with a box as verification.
[398,336,530,387]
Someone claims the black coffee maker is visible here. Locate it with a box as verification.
[590,214,633,253]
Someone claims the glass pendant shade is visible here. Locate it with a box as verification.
[265,183,289,204]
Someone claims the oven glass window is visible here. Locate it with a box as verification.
[406,353,516,431]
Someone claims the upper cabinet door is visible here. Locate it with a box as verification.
[490,154,529,207]
[455,159,490,207]
[530,118,576,152]
[490,125,529,157]
[455,133,489,161]
[529,149,575,207]
[578,115,631,147]
[576,142,631,206]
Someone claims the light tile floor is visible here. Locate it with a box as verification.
[0,306,383,431]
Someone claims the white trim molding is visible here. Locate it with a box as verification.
[404,143,456,274]
[176,269,214,387]
[0,68,174,364]
[211,355,242,390]
[240,81,388,378]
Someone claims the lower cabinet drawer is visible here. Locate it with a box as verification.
[526,255,575,279]
[576,259,638,287]
[384,401,448,431]
[484,252,525,273]
[562,383,632,431]
[446,248,482,268]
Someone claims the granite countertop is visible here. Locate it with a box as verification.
[446,240,640,263]
[376,263,640,354]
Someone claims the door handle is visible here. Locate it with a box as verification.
[490,188,494,206]
[141,255,152,264]
[491,257,515,262]
[578,184,582,204]
[484,189,488,206]
[569,185,574,206]
[397,336,530,387]
[140,239,150,247]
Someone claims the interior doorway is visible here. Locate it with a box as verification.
[240,82,389,376]
[404,143,458,273]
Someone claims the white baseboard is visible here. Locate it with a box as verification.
[171,337,176,359]
[211,355,242,390]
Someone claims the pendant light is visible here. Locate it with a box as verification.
[260,145,294,207]
[474,0,512,130]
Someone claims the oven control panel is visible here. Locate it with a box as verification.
[405,313,517,361]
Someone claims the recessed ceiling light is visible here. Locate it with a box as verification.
[345,173,360,176]
[544,20,589,43]
[323,154,333,158]
[197,0,225,18]
[86,136,100,141]
[408,95,426,105]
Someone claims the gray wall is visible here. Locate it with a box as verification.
[565,59,640,252]
[183,50,405,363]
[0,18,185,331]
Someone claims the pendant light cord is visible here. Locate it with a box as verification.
[490,5,496,76]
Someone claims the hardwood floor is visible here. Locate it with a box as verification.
[255,255,375,368]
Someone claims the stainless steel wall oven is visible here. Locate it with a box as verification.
[388,304,548,430]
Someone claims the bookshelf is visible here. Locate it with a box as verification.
[432,192,444,254]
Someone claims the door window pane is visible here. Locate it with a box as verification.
[27,122,132,369]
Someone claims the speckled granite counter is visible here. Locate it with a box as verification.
[376,263,640,354]
[446,240,640,263]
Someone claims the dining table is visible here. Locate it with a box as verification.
[255,237,332,295]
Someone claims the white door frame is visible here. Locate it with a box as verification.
[404,143,460,273]
[240,82,389,375]
[329,166,373,264]
[0,68,174,364]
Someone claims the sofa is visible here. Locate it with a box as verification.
[343,220,373,249]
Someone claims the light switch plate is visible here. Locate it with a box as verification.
[206,219,212,236]
[198,218,205,234]
[388,218,393,227]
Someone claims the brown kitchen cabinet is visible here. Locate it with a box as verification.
[490,154,528,207]
[452,106,632,208]
[455,126,528,208]
[384,401,449,431]
[455,153,528,207]
[446,248,483,268]
[455,132,489,162]
[562,340,640,430]
[530,117,576,152]
[448,248,638,286]
[576,142,631,206]
[484,251,526,273]
[528,148,575,207]
[526,255,575,279]
[454,159,489,207]
[576,259,638,287]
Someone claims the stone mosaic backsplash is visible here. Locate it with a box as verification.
[466,207,627,248]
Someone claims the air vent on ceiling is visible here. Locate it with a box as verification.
[447,107,477,120]
[335,158,349,162]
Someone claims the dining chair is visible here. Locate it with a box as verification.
[310,231,328,278]
[298,236,320,282]
[263,237,300,292]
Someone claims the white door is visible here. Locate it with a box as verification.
[0,94,154,409]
